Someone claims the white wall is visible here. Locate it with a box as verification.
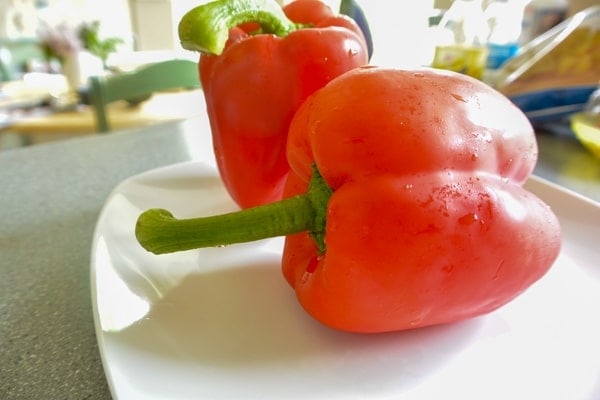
[128,0,174,50]
[359,0,436,67]
[0,0,134,49]
[0,0,40,37]
[128,0,205,51]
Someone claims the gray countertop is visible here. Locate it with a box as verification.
[1,117,599,399]
[0,120,203,399]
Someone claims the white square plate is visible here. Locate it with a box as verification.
[91,161,600,400]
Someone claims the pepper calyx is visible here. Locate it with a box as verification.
[178,0,297,55]
[305,164,331,254]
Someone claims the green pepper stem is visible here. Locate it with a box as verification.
[135,166,331,255]
[178,0,297,55]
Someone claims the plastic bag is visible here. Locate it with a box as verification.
[493,6,600,125]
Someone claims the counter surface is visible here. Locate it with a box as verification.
[1,117,598,399]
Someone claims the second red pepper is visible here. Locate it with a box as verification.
[178,0,369,208]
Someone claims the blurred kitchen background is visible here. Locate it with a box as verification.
[1,0,593,78]
[1,0,599,151]
[0,0,600,64]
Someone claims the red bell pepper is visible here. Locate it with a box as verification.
[136,67,562,333]
[178,0,369,208]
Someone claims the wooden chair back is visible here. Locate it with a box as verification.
[88,58,200,132]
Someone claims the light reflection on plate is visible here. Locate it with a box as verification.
[91,161,600,400]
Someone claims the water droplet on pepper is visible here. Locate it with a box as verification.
[458,213,479,225]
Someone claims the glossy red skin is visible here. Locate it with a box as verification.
[199,0,368,208]
[282,67,562,333]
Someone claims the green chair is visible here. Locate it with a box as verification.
[88,58,200,132]
[0,38,46,81]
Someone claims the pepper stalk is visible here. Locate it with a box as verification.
[135,166,332,255]
[178,0,298,55]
